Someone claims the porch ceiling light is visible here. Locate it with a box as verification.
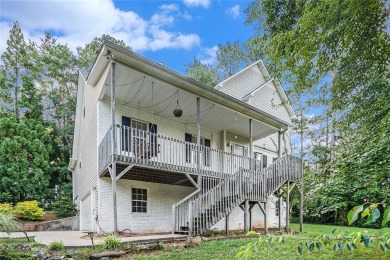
[173,91,183,117]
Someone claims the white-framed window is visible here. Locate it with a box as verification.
[275,207,279,217]
[131,188,147,213]
[191,136,205,146]
[231,143,248,157]
[131,119,148,132]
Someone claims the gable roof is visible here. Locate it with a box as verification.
[86,40,292,130]
[214,60,271,90]
[215,60,296,119]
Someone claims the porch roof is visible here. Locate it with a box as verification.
[87,41,291,138]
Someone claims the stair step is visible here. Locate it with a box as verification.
[180,226,189,231]
[174,231,189,235]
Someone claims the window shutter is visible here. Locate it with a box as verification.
[122,116,131,126]
[185,133,192,163]
[262,154,268,168]
[204,139,211,166]
[122,116,131,151]
[149,123,158,156]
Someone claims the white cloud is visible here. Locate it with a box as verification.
[226,5,240,19]
[183,0,210,8]
[0,0,200,55]
[199,45,218,65]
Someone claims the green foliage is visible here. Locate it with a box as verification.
[0,211,20,233]
[237,205,390,258]
[0,245,36,260]
[48,240,65,251]
[51,183,76,218]
[13,201,44,221]
[76,34,131,70]
[0,117,52,203]
[0,203,13,214]
[102,235,121,250]
[185,58,221,87]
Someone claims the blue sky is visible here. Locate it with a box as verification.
[0,0,254,73]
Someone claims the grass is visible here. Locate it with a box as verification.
[123,223,390,260]
[1,224,389,259]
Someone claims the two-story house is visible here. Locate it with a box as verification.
[69,41,303,236]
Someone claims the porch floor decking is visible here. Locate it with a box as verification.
[100,162,199,187]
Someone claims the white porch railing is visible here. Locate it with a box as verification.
[98,125,260,179]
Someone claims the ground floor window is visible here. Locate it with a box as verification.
[132,188,147,213]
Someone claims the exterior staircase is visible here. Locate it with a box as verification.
[173,155,302,235]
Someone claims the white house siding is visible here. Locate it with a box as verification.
[97,98,221,149]
[211,196,286,231]
[249,83,291,123]
[73,63,111,215]
[97,178,195,233]
[217,65,266,100]
[254,129,293,160]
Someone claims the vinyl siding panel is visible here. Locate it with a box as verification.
[250,84,291,123]
[218,65,266,100]
[73,64,110,211]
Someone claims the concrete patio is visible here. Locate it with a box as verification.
[0,231,188,247]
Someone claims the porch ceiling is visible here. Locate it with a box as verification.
[102,63,277,140]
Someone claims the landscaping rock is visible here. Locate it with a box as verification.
[186,236,202,245]
[89,251,125,259]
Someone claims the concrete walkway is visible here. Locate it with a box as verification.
[0,231,188,247]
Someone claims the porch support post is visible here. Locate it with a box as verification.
[299,184,304,233]
[225,213,229,236]
[278,192,282,231]
[278,130,282,231]
[249,119,253,170]
[286,181,290,233]
[196,97,201,172]
[278,130,282,157]
[264,200,268,235]
[110,60,118,235]
[258,201,267,235]
[244,199,249,232]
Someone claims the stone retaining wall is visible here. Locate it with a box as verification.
[37,216,79,231]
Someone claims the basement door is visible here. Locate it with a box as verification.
[80,193,92,231]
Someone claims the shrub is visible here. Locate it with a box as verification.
[51,196,76,218]
[102,236,121,250]
[13,201,44,221]
[48,240,65,251]
[0,211,21,233]
[0,203,13,214]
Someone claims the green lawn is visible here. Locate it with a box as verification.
[125,223,390,260]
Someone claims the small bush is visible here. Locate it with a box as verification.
[51,196,76,218]
[48,240,65,251]
[102,235,121,250]
[0,203,13,214]
[0,211,21,233]
[158,241,165,249]
[13,201,44,221]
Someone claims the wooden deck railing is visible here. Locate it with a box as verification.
[98,125,261,178]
